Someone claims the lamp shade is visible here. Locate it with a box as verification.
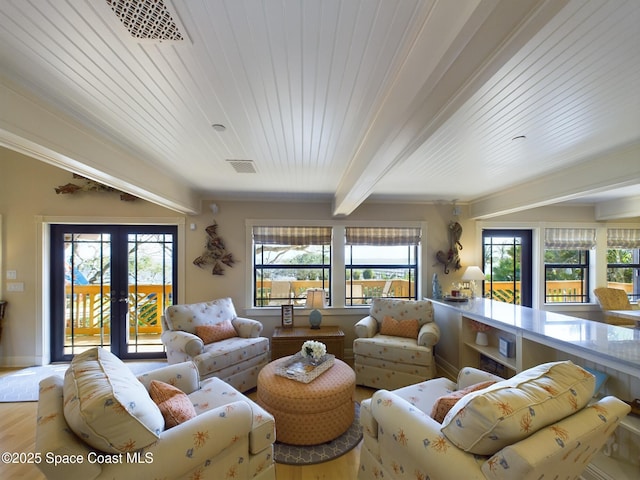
[305,289,327,309]
[462,266,485,281]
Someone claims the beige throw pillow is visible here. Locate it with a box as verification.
[440,361,595,455]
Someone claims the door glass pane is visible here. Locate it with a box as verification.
[63,233,112,355]
[126,233,173,354]
[483,234,523,305]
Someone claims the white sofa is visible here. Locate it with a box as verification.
[161,297,270,391]
[36,348,275,480]
[353,298,440,389]
[358,361,630,480]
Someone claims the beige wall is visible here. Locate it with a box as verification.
[0,147,480,366]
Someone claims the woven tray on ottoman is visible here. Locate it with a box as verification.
[257,356,355,445]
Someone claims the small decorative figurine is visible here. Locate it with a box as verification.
[432,273,442,299]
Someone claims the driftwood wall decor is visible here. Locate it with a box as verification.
[55,174,137,201]
[434,221,463,274]
[193,222,235,275]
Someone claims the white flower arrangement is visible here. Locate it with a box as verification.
[301,340,326,360]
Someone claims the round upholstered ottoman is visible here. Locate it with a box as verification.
[257,356,356,445]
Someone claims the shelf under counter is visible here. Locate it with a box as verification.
[430,297,640,378]
[462,341,517,372]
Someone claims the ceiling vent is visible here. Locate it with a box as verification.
[226,159,257,174]
[106,0,185,42]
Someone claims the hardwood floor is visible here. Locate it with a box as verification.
[0,368,374,480]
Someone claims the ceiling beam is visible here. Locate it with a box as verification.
[0,78,200,215]
[596,196,640,221]
[468,143,640,219]
[331,0,568,217]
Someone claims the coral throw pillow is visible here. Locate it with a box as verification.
[149,380,197,428]
[430,381,496,423]
[380,316,419,338]
[195,319,238,344]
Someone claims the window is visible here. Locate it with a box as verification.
[607,228,640,303]
[345,226,420,304]
[482,230,532,306]
[544,228,595,303]
[252,226,332,307]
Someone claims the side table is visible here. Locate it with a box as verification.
[271,326,345,360]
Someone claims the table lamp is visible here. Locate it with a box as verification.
[462,266,486,298]
[305,289,326,329]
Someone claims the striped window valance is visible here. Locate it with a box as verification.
[345,226,421,246]
[252,226,332,245]
[607,228,640,249]
[544,228,596,250]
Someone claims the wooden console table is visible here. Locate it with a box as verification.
[271,326,345,360]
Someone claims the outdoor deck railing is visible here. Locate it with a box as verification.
[65,284,172,336]
[67,280,634,335]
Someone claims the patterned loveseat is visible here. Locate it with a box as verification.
[161,297,270,391]
[358,361,630,480]
[353,298,440,389]
[36,348,275,480]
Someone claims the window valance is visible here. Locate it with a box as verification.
[607,228,640,249]
[345,226,421,246]
[252,226,332,245]
[544,228,596,250]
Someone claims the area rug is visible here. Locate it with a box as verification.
[0,360,167,402]
[274,403,362,465]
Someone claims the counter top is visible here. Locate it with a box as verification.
[430,297,640,377]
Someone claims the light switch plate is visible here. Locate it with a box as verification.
[7,282,24,292]
[6,270,17,280]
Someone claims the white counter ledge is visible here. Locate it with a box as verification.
[430,297,640,378]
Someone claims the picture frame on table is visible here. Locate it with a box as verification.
[281,304,294,328]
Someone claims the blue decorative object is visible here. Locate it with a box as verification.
[309,309,322,329]
[432,273,442,299]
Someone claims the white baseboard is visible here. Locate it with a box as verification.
[0,355,43,367]
[435,354,457,381]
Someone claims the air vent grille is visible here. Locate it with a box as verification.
[226,159,257,174]
[106,0,184,41]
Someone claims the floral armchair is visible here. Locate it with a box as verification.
[353,298,440,389]
[161,297,270,391]
[36,348,275,480]
[358,361,630,480]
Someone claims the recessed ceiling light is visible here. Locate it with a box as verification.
[212,124,226,132]
[512,135,526,141]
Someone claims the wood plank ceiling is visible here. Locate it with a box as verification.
[0,0,639,218]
